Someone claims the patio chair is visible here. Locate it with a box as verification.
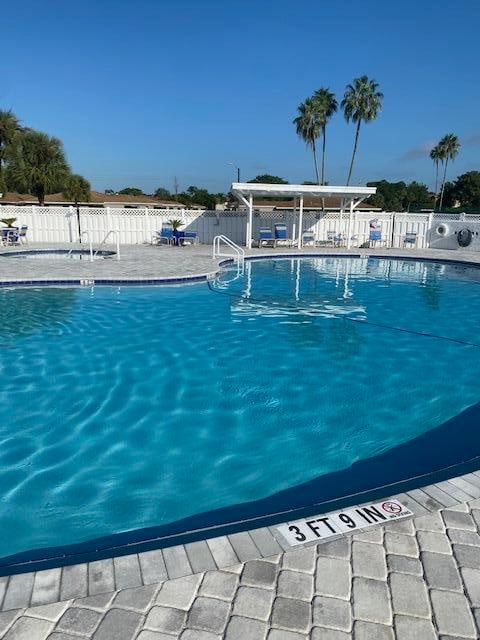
[1,228,19,246]
[18,225,28,244]
[274,223,293,247]
[403,231,417,248]
[178,231,198,246]
[327,230,342,247]
[302,230,315,247]
[369,228,383,247]
[154,226,173,245]
[258,228,275,248]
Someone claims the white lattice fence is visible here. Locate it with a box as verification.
[1,205,479,249]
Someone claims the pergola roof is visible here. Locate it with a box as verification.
[230,182,376,199]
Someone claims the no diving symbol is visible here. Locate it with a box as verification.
[382,501,403,514]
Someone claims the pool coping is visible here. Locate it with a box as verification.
[2,473,480,612]
[1,247,480,610]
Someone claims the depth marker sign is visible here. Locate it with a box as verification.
[277,500,413,547]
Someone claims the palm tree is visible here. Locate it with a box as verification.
[0,110,21,193]
[63,174,91,242]
[311,88,338,185]
[293,97,322,184]
[429,144,442,211]
[438,134,460,211]
[8,130,70,204]
[341,76,383,185]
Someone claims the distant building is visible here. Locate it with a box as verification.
[0,191,206,210]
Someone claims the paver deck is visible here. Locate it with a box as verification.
[1,244,480,637]
[2,499,480,639]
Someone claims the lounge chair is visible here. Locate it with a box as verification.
[369,228,383,247]
[1,228,19,246]
[403,231,417,248]
[18,225,28,244]
[154,227,173,245]
[327,230,342,247]
[258,228,275,248]
[274,223,293,247]
[178,231,198,246]
[302,230,315,246]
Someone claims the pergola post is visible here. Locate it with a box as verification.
[246,194,253,248]
[347,199,354,249]
[297,196,304,248]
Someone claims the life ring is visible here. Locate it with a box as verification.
[436,223,449,237]
[457,228,473,247]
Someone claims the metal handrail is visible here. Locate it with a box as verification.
[212,235,245,267]
[94,230,121,261]
[68,231,93,261]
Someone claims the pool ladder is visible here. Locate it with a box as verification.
[68,230,120,261]
[213,235,245,274]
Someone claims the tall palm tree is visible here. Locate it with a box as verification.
[311,88,338,185]
[429,144,442,211]
[8,130,70,204]
[0,110,21,193]
[438,134,460,211]
[341,76,383,185]
[293,97,322,184]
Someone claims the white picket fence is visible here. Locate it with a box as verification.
[1,204,479,250]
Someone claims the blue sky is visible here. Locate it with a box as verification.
[3,0,480,194]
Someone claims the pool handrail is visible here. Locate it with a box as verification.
[94,230,120,261]
[68,231,94,261]
[212,235,245,267]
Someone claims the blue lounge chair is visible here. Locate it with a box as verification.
[179,231,198,246]
[327,230,342,246]
[258,228,275,247]
[274,223,293,247]
[154,226,173,245]
[369,228,382,246]
[302,230,315,246]
[1,228,19,245]
[403,231,417,248]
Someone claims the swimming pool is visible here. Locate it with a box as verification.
[1,256,479,570]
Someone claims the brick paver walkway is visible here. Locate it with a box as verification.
[2,501,480,639]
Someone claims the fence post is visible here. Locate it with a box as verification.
[426,212,433,248]
[144,207,149,244]
[31,204,37,242]
[460,212,466,221]
[105,206,111,244]
[68,205,74,242]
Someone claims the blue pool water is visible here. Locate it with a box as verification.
[0,256,479,566]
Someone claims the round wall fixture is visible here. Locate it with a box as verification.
[457,228,473,247]
[436,223,449,237]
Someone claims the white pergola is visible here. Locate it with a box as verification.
[230,183,377,249]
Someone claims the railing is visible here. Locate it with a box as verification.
[94,230,121,261]
[67,231,93,261]
[213,234,245,265]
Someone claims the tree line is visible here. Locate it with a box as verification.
[0,110,90,205]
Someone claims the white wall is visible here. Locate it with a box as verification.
[1,204,479,251]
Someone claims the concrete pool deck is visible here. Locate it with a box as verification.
[1,244,480,638]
